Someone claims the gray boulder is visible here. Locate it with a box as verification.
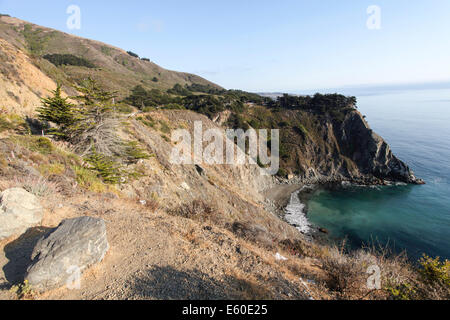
[0,188,44,240]
[25,216,109,292]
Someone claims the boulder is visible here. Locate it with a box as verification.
[25,216,109,292]
[0,188,43,240]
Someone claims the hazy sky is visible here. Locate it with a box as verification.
[1,0,450,92]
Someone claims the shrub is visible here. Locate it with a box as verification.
[419,255,450,286]
[186,84,225,95]
[39,163,65,177]
[170,200,215,222]
[0,114,30,134]
[21,24,51,55]
[137,114,156,128]
[43,54,96,68]
[73,165,107,193]
[279,239,306,257]
[385,282,416,300]
[167,84,191,96]
[320,245,372,298]
[33,137,54,154]
[126,51,139,58]
[115,103,134,114]
[123,141,151,164]
[4,175,59,197]
[124,85,175,109]
[84,150,122,184]
[12,136,54,155]
[10,280,34,300]
[159,120,171,134]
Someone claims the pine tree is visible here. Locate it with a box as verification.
[37,84,76,139]
[68,78,122,156]
[84,148,122,184]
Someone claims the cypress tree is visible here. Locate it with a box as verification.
[37,84,76,139]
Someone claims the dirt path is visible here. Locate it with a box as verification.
[0,195,315,300]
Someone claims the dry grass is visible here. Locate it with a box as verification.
[0,175,59,197]
[320,245,373,299]
[170,199,216,222]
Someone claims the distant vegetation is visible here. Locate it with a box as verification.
[141,58,150,62]
[185,83,226,95]
[167,83,191,96]
[123,84,260,118]
[126,51,139,58]
[124,85,180,109]
[125,87,357,178]
[20,24,52,55]
[43,54,96,68]
[266,93,357,122]
[125,83,356,124]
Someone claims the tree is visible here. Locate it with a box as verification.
[126,51,139,58]
[37,84,77,139]
[68,78,122,157]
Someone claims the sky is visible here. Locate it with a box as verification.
[1,0,450,92]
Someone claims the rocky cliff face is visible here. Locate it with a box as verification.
[234,104,423,186]
[337,110,422,184]
[280,109,423,185]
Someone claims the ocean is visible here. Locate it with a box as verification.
[290,87,450,261]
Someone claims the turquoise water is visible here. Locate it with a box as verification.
[306,88,450,261]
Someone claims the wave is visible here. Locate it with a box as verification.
[284,188,311,234]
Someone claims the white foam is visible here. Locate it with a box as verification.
[284,188,311,234]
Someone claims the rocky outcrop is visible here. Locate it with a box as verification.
[278,110,423,185]
[337,111,423,184]
[25,217,109,292]
[0,188,44,240]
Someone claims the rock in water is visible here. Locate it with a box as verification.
[26,216,109,292]
[0,188,44,240]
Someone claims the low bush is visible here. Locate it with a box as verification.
[84,150,122,184]
[170,200,215,222]
[321,246,370,297]
[12,136,54,155]
[73,165,107,193]
[0,114,30,134]
[419,255,450,286]
[43,54,96,68]
[2,175,59,197]
[126,51,139,58]
[10,280,34,300]
[123,141,151,164]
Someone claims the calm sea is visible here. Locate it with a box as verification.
[303,88,450,261]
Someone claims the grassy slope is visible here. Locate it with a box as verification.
[0,15,222,99]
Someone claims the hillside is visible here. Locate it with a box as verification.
[0,16,445,301]
[0,15,221,112]
[223,95,424,185]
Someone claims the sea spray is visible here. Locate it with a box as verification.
[284,188,311,234]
